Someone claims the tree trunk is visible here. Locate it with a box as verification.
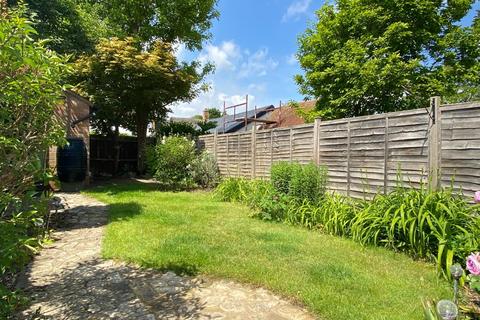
[112,125,120,176]
[136,112,149,175]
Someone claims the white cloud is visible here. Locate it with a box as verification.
[287,53,297,65]
[239,48,279,78]
[198,41,241,71]
[248,83,266,92]
[282,0,312,22]
[170,42,279,118]
[173,42,186,61]
[217,93,255,107]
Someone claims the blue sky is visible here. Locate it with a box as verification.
[172,0,480,117]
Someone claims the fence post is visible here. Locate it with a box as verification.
[346,120,351,197]
[383,116,389,194]
[251,125,256,179]
[313,118,322,165]
[428,96,442,190]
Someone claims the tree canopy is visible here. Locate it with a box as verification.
[206,107,222,118]
[7,0,118,55]
[74,38,212,172]
[296,0,480,119]
[101,0,219,49]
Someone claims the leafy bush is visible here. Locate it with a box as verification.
[0,4,68,316]
[215,172,480,277]
[271,162,328,203]
[350,185,480,276]
[271,162,297,195]
[289,163,328,203]
[149,136,196,190]
[191,152,220,189]
[156,121,200,138]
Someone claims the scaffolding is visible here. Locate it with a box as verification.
[222,95,277,133]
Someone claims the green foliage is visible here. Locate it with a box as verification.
[0,4,68,198]
[74,37,212,172]
[0,284,27,319]
[191,152,220,189]
[0,5,66,316]
[206,107,222,119]
[349,185,480,277]
[270,162,296,195]
[197,120,218,134]
[156,121,200,138]
[216,172,480,278]
[101,0,219,49]
[8,0,119,55]
[271,162,328,203]
[149,137,197,190]
[289,163,328,203]
[296,0,480,119]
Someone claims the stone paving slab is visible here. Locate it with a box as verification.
[16,193,315,320]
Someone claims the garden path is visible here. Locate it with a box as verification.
[16,193,315,320]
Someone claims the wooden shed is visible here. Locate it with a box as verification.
[47,90,92,185]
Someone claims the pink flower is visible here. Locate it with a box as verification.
[474,191,480,203]
[467,253,480,276]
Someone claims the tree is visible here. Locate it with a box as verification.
[100,0,219,49]
[206,107,222,118]
[7,0,118,55]
[295,0,480,120]
[74,38,212,174]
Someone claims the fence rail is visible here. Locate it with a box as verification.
[199,98,480,199]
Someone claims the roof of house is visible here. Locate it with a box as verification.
[208,105,276,134]
[261,100,316,129]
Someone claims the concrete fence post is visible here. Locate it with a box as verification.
[428,96,442,191]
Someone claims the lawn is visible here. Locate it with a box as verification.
[86,181,451,320]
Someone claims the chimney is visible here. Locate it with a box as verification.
[202,108,210,122]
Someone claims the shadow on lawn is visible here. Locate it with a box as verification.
[87,178,164,195]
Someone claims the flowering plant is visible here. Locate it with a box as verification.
[466,252,480,293]
[475,191,480,204]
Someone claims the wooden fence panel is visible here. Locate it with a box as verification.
[291,125,315,164]
[386,110,430,191]
[318,120,349,194]
[255,130,273,178]
[199,100,480,199]
[348,117,387,198]
[441,102,480,198]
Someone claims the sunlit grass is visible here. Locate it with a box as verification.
[86,182,450,320]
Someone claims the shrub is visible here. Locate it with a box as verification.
[215,174,480,278]
[1,4,68,316]
[191,152,220,189]
[271,162,297,195]
[150,136,196,190]
[156,121,200,138]
[271,162,328,203]
[349,185,480,276]
[289,163,328,203]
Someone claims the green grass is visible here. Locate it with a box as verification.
[86,182,451,320]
